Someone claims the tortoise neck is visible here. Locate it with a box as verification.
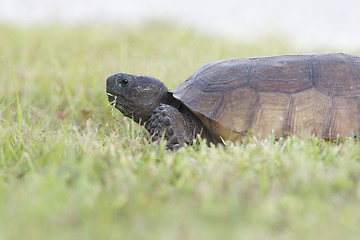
[138,93,181,126]
[162,92,181,109]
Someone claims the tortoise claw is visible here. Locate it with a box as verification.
[163,116,171,126]
[166,126,174,136]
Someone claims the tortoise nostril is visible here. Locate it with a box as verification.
[106,77,114,88]
[106,74,122,95]
[106,75,119,96]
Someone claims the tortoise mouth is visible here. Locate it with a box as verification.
[107,93,125,113]
[107,94,116,104]
[107,93,130,116]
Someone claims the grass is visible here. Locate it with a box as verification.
[1,23,360,240]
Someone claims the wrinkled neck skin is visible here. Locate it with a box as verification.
[130,89,171,125]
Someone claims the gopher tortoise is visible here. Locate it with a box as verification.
[106,53,360,150]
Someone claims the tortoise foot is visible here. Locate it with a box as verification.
[146,104,180,151]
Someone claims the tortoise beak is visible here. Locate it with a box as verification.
[107,93,116,104]
[106,74,121,104]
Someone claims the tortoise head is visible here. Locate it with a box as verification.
[106,73,169,124]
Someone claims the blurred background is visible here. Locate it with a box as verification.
[1,0,360,51]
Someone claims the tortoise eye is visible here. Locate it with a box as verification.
[119,78,129,87]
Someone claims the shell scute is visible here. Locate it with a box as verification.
[249,55,313,93]
[210,87,257,133]
[291,88,331,137]
[249,92,290,138]
[325,97,358,138]
[313,53,360,97]
[193,59,251,92]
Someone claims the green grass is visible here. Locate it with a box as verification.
[1,23,360,240]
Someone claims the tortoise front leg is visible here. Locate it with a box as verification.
[145,104,195,150]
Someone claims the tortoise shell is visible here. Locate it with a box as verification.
[171,53,360,140]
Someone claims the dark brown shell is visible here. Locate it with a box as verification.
[171,53,360,140]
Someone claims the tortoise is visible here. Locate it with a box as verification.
[106,53,360,150]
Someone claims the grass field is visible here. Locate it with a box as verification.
[1,24,360,240]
